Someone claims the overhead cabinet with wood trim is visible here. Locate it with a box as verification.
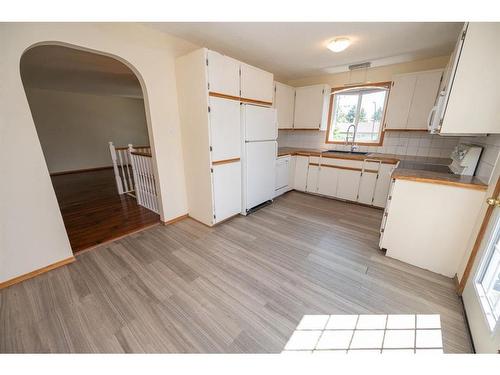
[429,23,500,134]
[384,69,443,131]
[240,63,274,104]
[176,48,273,226]
[293,84,331,130]
[273,81,295,129]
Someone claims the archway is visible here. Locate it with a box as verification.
[20,44,160,253]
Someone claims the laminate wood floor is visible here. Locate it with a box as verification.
[51,169,159,253]
[0,191,473,353]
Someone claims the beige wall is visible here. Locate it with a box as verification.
[0,23,197,283]
[286,55,450,87]
[26,88,149,174]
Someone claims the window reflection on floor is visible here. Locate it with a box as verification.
[281,314,443,355]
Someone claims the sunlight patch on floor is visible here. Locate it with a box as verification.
[281,314,444,355]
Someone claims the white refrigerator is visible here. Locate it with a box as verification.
[241,104,277,215]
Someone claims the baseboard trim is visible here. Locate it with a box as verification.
[162,214,189,225]
[0,256,76,290]
[50,166,113,176]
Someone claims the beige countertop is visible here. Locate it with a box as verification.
[277,147,488,191]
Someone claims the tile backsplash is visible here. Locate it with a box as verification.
[278,130,500,184]
[459,134,500,184]
[278,130,460,158]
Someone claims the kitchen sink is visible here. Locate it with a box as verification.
[324,150,369,155]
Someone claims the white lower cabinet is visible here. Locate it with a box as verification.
[212,161,241,223]
[336,169,361,201]
[357,170,378,205]
[306,164,319,193]
[373,164,395,208]
[317,166,339,197]
[293,156,309,191]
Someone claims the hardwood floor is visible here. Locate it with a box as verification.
[0,191,473,353]
[51,169,159,253]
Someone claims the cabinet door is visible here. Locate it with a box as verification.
[357,171,377,205]
[207,50,240,97]
[336,169,361,201]
[293,156,309,191]
[240,63,274,103]
[406,70,443,129]
[213,161,241,223]
[384,74,417,129]
[209,97,241,162]
[294,85,327,129]
[275,157,290,190]
[317,166,339,197]
[306,164,319,193]
[441,23,500,134]
[274,82,295,129]
[373,164,395,208]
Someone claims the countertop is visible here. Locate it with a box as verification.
[277,147,488,191]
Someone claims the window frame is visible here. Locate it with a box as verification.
[325,81,392,146]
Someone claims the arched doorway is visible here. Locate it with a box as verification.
[20,44,160,253]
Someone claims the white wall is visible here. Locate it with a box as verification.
[0,23,197,283]
[26,88,149,174]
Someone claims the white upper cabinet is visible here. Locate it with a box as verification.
[439,23,500,134]
[274,82,295,129]
[206,49,240,97]
[406,70,443,129]
[294,84,331,130]
[208,96,241,162]
[385,74,417,130]
[240,63,274,103]
[385,69,442,130]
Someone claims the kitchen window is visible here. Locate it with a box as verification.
[326,82,390,145]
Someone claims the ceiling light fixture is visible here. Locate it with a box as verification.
[327,38,351,53]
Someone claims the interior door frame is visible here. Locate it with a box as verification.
[458,175,500,294]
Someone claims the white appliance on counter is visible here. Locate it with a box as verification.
[241,103,277,215]
[449,143,483,176]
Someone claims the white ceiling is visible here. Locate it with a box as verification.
[148,22,463,80]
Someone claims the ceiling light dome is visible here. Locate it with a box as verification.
[327,38,351,53]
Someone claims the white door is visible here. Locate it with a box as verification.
[242,104,277,141]
[373,164,395,208]
[384,74,417,129]
[357,171,377,205]
[209,97,241,162]
[293,156,309,191]
[240,63,274,103]
[306,165,319,193]
[406,70,443,130]
[462,178,500,353]
[244,141,276,211]
[317,166,339,197]
[207,49,240,97]
[274,82,295,129]
[275,157,290,190]
[336,169,362,201]
[294,85,326,129]
[212,161,241,223]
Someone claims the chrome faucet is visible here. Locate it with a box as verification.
[345,124,358,152]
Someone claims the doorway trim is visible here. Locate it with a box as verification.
[458,176,500,294]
